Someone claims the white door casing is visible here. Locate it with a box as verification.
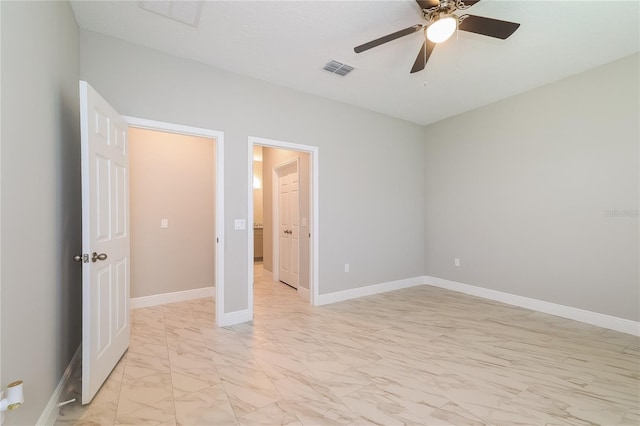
[80,81,130,405]
[277,163,299,288]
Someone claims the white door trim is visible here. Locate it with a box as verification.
[272,157,299,285]
[247,137,319,310]
[123,116,226,326]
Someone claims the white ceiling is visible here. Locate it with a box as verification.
[70,0,640,126]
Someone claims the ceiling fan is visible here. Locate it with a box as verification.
[354,0,520,73]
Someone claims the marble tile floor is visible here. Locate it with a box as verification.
[57,265,639,425]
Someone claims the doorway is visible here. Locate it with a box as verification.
[247,137,319,316]
[124,117,225,326]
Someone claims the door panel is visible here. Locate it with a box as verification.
[96,265,112,356]
[114,165,127,238]
[95,156,111,241]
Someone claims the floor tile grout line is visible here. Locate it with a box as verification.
[165,302,181,426]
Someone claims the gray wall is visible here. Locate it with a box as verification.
[79,30,426,310]
[0,1,81,424]
[424,53,639,321]
[129,128,215,298]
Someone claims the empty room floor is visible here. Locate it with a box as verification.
[57,265,639,425]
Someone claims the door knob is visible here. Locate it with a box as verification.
[91,252,108,262]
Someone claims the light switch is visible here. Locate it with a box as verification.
[160,218,169,229]
[234,219,246,230]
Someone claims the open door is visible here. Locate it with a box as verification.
[79,81,130,404]
[277,161,299,289]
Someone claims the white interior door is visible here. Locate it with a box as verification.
[79,81,130,405]
[279,174,291,285]
[278,167,299,288]
[290,172,300,288]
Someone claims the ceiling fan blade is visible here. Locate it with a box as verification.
[410,38,436,73]
[458,15,520,39]
[415,0,439,10]
[354,24,423,53]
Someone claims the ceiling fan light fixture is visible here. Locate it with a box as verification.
[427,14,457,43]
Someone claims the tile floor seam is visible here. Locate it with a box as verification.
[166,305,184,426]
[112,353,127,425]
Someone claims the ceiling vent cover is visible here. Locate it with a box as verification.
[323,60,354,76]
[139,1,204,27]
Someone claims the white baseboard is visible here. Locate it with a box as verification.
[314,276,426,306]
[427,276,640,337]
[37,345,82,425]
[297,286,310,302]
[216,309,252,327]
[130,286,215,309]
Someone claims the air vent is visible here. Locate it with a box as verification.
[139,1,204,27]
[323,60,354,77]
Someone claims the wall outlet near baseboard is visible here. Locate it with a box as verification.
[454,258,461,267]
[344,264,350,273]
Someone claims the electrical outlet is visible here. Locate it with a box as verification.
[344,264,350,272]
[454,258,461,267]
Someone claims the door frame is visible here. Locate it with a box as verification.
[272,157,299,286]
[124,116,225,326]
[247,136,319,310]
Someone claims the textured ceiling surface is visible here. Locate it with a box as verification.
[70,1,640,126]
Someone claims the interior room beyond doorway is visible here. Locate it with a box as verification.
[252,145,311,299]
[129,127,216,303]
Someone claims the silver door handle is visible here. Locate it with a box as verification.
[92,252,108,262]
